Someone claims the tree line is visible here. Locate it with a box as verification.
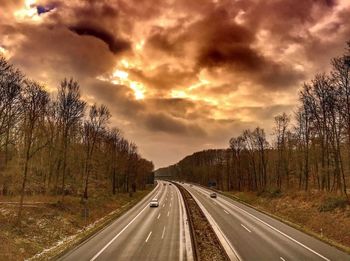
[0,56,154,222]
[158,42,350,199]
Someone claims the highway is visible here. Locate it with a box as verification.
[183,183,350,261]
[60,181,192,261]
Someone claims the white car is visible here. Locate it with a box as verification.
[210,192,217,198]
[150,199,159,207]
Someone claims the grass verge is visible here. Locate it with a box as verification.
[0,189,153,261]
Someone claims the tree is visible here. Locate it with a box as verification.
[17,81,49,223]
[229,136,245,191]
[82,104,110,200]
[273,113,290,189]
[56,78,85,200]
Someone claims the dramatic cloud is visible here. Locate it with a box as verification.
[1,0,349,168]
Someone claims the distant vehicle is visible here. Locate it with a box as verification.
[210,192,217,198]
[163,183,166,186]
[150,199,159,207]
[169,183,172,185]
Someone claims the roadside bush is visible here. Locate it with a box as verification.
[257,188,282,198]
[318,197,348,212]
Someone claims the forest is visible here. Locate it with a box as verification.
[0,56,154,222]
[157,42,350,200]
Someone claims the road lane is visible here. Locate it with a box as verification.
[60,181,192,261]
[183,183,350,261]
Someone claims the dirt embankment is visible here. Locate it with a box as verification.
[176,184,229,261]
[0,190,151,261]
[224,190,350,253]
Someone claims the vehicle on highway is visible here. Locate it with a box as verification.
[169,183,172,185]
[149,198,159,207]
[210,192,217,198]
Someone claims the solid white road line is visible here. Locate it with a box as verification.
[241,224,251,233]
[90,184,161,261]
[280,257,286,261]
[167,210,170,217]
[157,213,161,219]
[194,186,331,261]
[224,210,229,215]
[161,226,166,239]
[145,231,152,242]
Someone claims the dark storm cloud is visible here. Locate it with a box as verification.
[244,0,337,42]
[142,3,305,90]
[6,24,117,80]
[192,5,306,89]
[69,24,130,54]
[145,98,215,121]
[143,112,206,136]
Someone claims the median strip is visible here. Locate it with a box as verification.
[174,183,230,261]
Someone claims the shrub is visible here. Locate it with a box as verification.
[257,188,282,198]
[318,197,348,212]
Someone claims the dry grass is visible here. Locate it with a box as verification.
[0,190,152,261]
[224,190,350,253]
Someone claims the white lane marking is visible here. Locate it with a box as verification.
[224,210,229,215]
[167,210,170,217]
[90,184,161,261]
[280,257,286,261]
[162,226,166,239]
[157,213,161,219]
[170,203,172,207]
[145,231,152,242]
[241,224,251,233]
[194,186,331,261]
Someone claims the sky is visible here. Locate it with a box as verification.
[1,0,350,169]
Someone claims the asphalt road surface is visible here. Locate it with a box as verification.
[60,181,192,261]
[183,183,350,261]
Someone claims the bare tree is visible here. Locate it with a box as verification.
[274,113,290,189]
[17,81,49,223]
[104,128,122,194]
[0,57,23,163]
[57,78,85,200]
[82,104,110,200]
[229,136,245,191]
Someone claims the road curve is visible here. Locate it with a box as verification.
[60,181,192,261]
[183,183,350,261]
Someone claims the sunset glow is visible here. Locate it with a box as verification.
[1,0,350,168]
